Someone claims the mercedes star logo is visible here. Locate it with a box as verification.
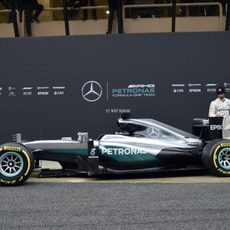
[81,81,103,102]
[147,127,160,138]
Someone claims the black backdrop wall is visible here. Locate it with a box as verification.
[0,32,229,142]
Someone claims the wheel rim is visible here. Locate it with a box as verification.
[0,152,24,177]
[218,148,230,170]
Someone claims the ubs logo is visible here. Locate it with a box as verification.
[81,81,103,102]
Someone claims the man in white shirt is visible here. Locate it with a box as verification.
[209,87,230,117]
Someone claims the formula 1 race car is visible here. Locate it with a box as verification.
[0,114,230,186]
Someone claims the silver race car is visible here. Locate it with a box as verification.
[0,114,229,186]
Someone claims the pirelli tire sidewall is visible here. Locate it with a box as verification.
[0,143,34,186]
[202,139,230,177]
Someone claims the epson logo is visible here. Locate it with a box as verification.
[210,125,223,131]
[189,89,201,93]
[37,92,49,96]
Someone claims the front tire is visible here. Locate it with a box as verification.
[0,143,34,186]
[202,139,230,176]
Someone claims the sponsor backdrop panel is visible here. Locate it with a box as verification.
[0,32,229,142]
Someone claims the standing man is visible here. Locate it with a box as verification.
[81,0,97,21]
[209,87,230,117]
[125,0,137,18]
[180,0,199,16]
[107,0,124,34]
[225,0,230,31]
[22,0,44,36]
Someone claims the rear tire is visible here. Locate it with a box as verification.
[202,139,230,176]
[0,143,34,186]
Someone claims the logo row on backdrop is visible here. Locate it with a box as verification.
[0,81,229,102]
